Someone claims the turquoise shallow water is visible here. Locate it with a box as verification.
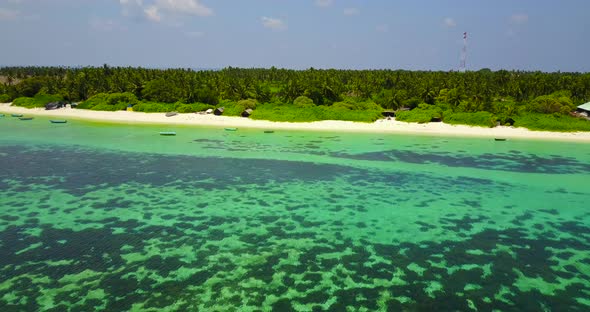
[1,116,590,311]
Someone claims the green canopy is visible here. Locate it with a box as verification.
[578,102,590,111]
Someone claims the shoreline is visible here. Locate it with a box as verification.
[2,103,590,142]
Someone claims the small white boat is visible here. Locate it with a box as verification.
[160,132,176,136]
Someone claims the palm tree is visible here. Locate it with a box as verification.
[447,88,465,109]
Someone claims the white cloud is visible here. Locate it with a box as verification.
[119,0,213,22]
[444,17,456,28]
[0,8,19,21]
[343,8,359,16]
[511,14,529,24]
[261,17,286,31]
[119,0,144,17]
[120,0,143,5]
[376,24,388,33]
[315,0,333,8]
[144,5,161,22]
[153,0,212,17]
[0,7,39,22]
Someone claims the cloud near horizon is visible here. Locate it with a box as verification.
[375,24,388,33]
[185,31,204,38]
[343,8,359,16]
[510,14,529,24]
[89,17,122,31]
[119,0,143,17]
[119,0,212,22]
[444,17,456,28]
[0,8,19,21]
[261,16,286,31]
[315,0,333,8]
[144,5,161,22]
[154,0,212,17]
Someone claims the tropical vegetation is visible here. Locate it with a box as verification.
[0,66,589,130]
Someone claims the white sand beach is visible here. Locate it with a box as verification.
[2,103,590,142]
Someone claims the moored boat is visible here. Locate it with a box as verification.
[50,120,68,124]
[494,138,507,141]
[0,114,4,117]
[264,130,275,133]
[19,117,33,120]
[225,128,238,131]
[160,132,176,136]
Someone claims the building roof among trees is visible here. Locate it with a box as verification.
[578,102,590,111]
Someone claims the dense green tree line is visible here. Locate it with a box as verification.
[1,66,589,130]
[2,66,590,105]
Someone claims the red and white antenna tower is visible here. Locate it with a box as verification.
[459,32,467,72]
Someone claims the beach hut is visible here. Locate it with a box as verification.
[214,107,225,116]
[577,102,590,116]
[126,104,134,112]
[241,108,253,117]
[382,110,395,117]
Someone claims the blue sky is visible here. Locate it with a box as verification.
[0,0,588,71]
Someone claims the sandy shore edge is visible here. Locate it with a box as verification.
[2,103,590,142]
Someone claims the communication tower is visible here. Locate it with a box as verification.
[459,32,467,72]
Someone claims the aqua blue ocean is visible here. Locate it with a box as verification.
[1,116,590,311]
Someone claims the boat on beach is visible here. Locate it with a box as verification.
[159,132,176,136]
[50,120,68,124]
[11,114,23,117]
[19,117,34,120]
